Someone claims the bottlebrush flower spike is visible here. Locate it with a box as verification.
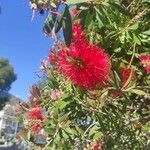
[139,54,150,73]
[93,143,99,150]
[27,104,44,121]
[70,9,79,17]
[50,89,62,100]
[110,90,123,99]
[72,22,86,44]
[40,59,48,72]
[56,24,111,89]
[29,85,41,101]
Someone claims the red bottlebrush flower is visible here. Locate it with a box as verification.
[28,104,44,121]
[71,9,79,17]
[93,143,99,150]
[145,65,150,73]
[31,124,42,135]
[57,25,110,89]
[72,22,86,44]
[120,67,136,86]
[139,54,150,73]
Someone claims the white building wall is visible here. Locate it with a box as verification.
[0,111,4,129]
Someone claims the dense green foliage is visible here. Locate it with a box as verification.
[0,58,16,92]
[23,0,150,149]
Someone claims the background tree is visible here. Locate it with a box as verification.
[0,58,17,109]
[0,57,16,92]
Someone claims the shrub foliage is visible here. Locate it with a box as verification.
[21,0,150,149]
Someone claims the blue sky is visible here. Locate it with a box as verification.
[0,0,52,101]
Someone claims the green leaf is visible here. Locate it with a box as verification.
[64,127,77,136]
[125,30,132,41]
[142,30,150,35]
[101,89,108,99]
[119,31,126,44]
[96,12,104,28]
[75,126,84,135]
[55,99,70,109]
[62,5,72,46]
[55,5,67,33]
[66,0,93,5]
[130,89,146,95]
[61,93,71,100]
[43,15,56,34]
[112,71,121,88]
[109,2,129,16]
[27,130,31,141]
[89,125,99,137]
[93,132,103,140]
[133,34,141,45]
[45,127,56,136]
[105,137,115,149]
[114,47,122,53]
[95,6,105,28]
[128,22,139,30]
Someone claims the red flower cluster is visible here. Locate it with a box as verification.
[120,67,136,86]
[28,104,44,121]
[56,24,111,89]
[31,124,42,135]
[139,54,150,73]
[27,104,44,134]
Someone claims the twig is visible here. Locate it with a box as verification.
[77,100,107,116]
[124,116,150,127]
[110,8,149,39]
[136,86,150,90]
[127,0,135,9]
[82,122,96,139]
[128,43,136,68]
